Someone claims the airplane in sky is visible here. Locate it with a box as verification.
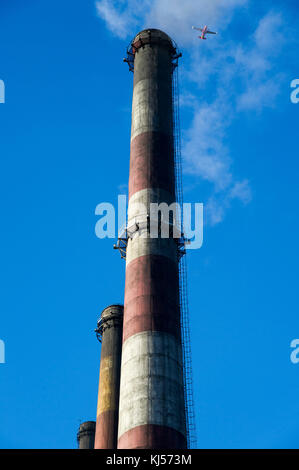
[192,25,217,40]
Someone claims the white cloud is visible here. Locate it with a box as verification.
[228,180,252,205]
[232,12,286,111]
[237,78,281,111]
[95,0,129,38]
[205,196,227,226]
[205,180,252,226]
[182,97,253,225]
[183,100,233,192]
[254,11,285,52]
[95,0,150,39]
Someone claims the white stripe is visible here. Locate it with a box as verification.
[131,78,172,141]
[128,188,174,218]
[118,331,186,439]
[126,188,178,266]
[126,236,177,266]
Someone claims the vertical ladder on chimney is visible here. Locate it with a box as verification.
[172,63,197,449]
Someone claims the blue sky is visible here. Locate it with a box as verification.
[0,0,298,449]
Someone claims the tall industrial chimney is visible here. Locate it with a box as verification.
[77,421,96,449]
[117,29,187,449]
[94,305,123,449]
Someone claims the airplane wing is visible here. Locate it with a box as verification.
[192,26,203,32]
[207,30,217,34]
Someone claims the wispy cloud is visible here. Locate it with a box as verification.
[95,0,151,38]
[95,0,132,38]
[95,1,288,225]
[234,12,286,111]
[183,99,233,192]
[205,179,252,226]
[254,11,285,51]
[182,98,253,225]
[180,10,287,223]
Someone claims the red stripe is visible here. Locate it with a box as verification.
[123,254,181,342]
[95,411,118,449]
[118,424,187,449]
[129,131,175,199]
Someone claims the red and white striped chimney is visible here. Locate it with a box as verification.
[117,29,187,449]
